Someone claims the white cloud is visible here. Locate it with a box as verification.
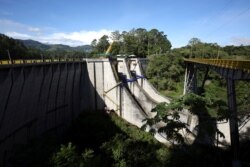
[5,32,31,39]
[28,27,41,32]
[231,37,250,46]
[0,19,42,35]
[0,19,112,46]
[44,30,112,45]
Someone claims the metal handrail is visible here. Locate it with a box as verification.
[184,58,250,73]
[0,58,83,65]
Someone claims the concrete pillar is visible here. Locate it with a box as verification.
[227,78,241,167]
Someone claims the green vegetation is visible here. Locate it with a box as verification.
[91,28,172,57]
[146,53,184,92]
[173,37,250,59]
[0,34,28,59]
[10,112,169,167]
[10,111,250,167]
[0,34,91,59]
[144,36,249,119]
[1,29,250,60]
[143,93,227,145]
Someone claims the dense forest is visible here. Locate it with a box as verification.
[90,28,250,59]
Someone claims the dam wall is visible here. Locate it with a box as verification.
[1,57,247,165]
[129,58,171,104]
[86,59,148,127]
[0,62,99,166]
[117,58,157,118]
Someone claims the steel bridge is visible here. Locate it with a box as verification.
[184,58,250,167]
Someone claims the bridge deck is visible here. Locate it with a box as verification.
[184,58,250,73]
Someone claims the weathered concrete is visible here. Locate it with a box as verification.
[129,58,170,104]
[0,62,101,166]
[128,58,198,137]
[117,58,157,118]
[1,57,248,167]
[86,59,149,125]
[86,59,168,143]
[0,58,164,165]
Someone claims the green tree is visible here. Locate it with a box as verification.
[0,34,28,59]
[51,142,94,167]
[96,35,110,53]
[147,29,172,55]
[146,54,184,90]
[110,30,121,41]
[108,28,171,57]
[143,93,225,145]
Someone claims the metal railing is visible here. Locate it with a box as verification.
[0,58,83,65]
[184,58,250,73]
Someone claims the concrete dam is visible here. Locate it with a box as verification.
[1,57,244,166]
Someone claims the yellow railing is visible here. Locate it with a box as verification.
[184,58,250,73]
[0,58,82,65]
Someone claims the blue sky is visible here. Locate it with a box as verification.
[0,0,250,48]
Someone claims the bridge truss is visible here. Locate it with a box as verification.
[184,58,250,167]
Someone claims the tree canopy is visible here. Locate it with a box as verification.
[90,28,172,57]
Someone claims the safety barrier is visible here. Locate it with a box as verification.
[184,58,250,73]
[0,58,83,65]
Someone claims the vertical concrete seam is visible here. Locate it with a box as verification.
[0,68,13,129]
[63,63,69,119]
[55,63,62,129]
[93,62,97,111]
[102,61,104,100]
[18,67,26,102]
[45,64,54,115]
[71,62,76,119]
[38,66,45,103]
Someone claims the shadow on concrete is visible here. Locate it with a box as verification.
[0,62,105,167]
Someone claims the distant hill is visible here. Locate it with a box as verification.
[0,34,28,59]
[19,39,93,53]
[19,39,50,50]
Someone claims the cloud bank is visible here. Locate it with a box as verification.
[231,37,250,46]
[0,19,112,46]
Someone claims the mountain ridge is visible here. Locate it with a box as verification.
[19,39,93,52]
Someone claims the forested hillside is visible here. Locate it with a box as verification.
[0,34,28,59]
[90,29,250,59]
[90,28,172,57]
[20,39,92,53]
[1,30,250,60]
[0,34,91,59]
